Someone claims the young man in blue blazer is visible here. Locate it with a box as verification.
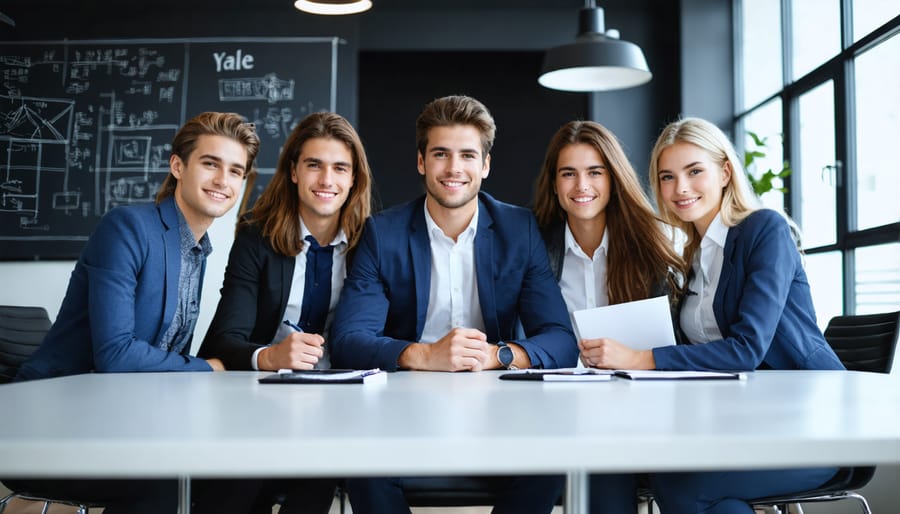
[7,112,260,514]
[330,95,577,514]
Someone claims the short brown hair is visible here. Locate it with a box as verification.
[155,112,260,202]
[415,95,496,161]
[248,112,373,256]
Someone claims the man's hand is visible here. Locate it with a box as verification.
[206,357,225,371]
[399,328,490,371]
[578,337,655,370]
[258,332,325,371]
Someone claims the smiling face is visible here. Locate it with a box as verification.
[657,141,732,236]
[170,134,248,239]
[417,124,490,217]
[291,137,354,227]
[554,143,611,225]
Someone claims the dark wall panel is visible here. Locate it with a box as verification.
[358,51,587,211]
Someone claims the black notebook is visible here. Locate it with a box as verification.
[499,368,613,382]
[259,368,386,384]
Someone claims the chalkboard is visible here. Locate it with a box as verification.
[0,37,338,260]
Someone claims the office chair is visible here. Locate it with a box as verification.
[0,306,103,513]
[746,310,900,514]
[0,492,99,514]
[823,310,899,374]
[0,305,51,383]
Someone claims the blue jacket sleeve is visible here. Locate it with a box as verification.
[653,211,804,371]
[509,216,578,368]
[330,218,413,370]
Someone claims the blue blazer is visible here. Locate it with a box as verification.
[15,196,213,381]
[330,193,578,371]
[653,209,844,371]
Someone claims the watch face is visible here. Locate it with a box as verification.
[498,344,514,367]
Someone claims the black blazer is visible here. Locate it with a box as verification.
[198,222,298,370]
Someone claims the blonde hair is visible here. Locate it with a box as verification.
[534,120,684,305]
[648,117,761,269]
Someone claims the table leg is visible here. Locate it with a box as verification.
[566,470,588,514]
[177,476,191,514]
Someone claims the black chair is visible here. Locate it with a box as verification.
[338,477,563,510]
[0,305,51,384]
[746,310,900,514]
[823,310,899,374]
[0,305,102,513]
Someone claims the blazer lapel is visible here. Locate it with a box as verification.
[410,202,432,338]
[159,198,181,340]
[475,198,499,340]
[714,221,742,334]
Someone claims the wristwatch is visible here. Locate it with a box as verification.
[496,341,517,370]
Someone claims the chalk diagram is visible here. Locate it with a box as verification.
[0,45,182,239]
[0,38,337,258]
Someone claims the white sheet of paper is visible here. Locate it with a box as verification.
[571,295,676,350]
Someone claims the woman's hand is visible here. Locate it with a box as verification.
[579,338,656,370]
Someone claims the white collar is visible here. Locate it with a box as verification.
[564,221,608,259]
[423,202,479,242]
[299,216,348,248]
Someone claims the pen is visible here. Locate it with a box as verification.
[283,319,304,333]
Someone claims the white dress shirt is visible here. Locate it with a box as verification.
[680,213,728,344]
[419,203,485,344]
[251,217,349,370]
[559,222,610,315]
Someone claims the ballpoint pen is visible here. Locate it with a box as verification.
[282,319,304,333]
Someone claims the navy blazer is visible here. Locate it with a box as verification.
[15,196,212,381]
[197,221,298,370]
[330,192,578,371]
[653,209,844,371]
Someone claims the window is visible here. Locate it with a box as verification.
[735,0,900,320]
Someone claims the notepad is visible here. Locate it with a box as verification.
[258,368,386,384]
[612,370,746,380]
[499,368,613,382]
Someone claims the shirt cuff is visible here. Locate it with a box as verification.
[252,346,265,371]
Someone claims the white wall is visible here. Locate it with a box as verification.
[0,208,238,355]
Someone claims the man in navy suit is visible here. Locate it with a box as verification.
[6,112,260,514]
[330,95,577,514]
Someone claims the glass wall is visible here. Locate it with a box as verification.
[735,0,900,321]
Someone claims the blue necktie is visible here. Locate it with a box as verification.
[298,235,334,334]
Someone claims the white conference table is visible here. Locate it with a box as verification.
[2,369,900,513]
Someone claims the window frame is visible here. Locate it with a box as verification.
[733,1,900,314]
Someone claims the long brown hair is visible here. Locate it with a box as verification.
[248,112,372,256]
[534,120,684,304]
[648,117,760,272]
[156,112,260,202]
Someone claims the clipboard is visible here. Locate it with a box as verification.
[259,368,386,384]
[499,368,613,382]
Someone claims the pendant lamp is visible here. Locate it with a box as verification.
[539,1,651,92]
[294,0,372,15]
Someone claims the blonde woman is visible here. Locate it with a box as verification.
[590,117,843,513]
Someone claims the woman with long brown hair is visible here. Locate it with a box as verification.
[534,120,683,355]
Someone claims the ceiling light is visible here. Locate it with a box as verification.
[294,0,372,15]
[539,1,651,92]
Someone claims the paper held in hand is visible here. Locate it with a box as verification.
[571,295,676,350]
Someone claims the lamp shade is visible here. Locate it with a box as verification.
[539,6,652,92]
[294,0,372,15]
